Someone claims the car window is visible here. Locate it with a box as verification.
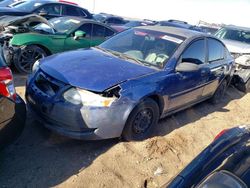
[77,8,88,17]
[105,28,115,37]
[208,38,225,62]
[181,39,206,65]
[215,28,250,44]
[78,23,93,38]
[100,28,181,69]
[106,18,124,24]
[197,171,247,188]
[35,17,81,34]
[92,24,107,38]
[62,5,87,17]
[36,4,62,15]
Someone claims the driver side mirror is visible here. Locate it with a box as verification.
[74,30,86,40]
[38,10,48,16]
[176,62,199,72]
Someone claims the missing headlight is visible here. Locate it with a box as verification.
[103,86,121,98]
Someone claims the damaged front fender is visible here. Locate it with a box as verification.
[233,55,250,92]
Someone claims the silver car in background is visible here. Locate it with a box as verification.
[215,26,250,92]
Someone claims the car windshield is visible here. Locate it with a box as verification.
[12,1,43,12]
[99,28,182,69]
[93,14,105,22]
[124,21,141,27]
[124,21,154,27]
[215,28,250,44]
[35,17,81,34]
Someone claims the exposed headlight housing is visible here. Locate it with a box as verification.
[32,60,40,73]
[63,88,117,107]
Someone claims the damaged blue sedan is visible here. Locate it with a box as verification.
[25,26,234,141]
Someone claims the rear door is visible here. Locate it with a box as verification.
[166,39,208,110]
[202,38,228,97]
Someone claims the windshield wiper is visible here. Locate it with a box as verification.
[118,52,145,65]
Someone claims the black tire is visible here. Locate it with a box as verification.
[14,45,47,74]
[122,98,159,141]
[235,79,250,93]
[245,79,250,93]
[210,80,227,104]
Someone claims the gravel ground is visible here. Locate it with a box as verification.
[0,74,249,188]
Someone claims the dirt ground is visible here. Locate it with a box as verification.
[0,73,250,188]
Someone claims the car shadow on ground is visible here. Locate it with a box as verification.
[153,86,246,137]
[0,111,119,187]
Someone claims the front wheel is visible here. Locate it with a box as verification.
[122,98,159,141]
[14,45,47,74]
[210,80,227,104]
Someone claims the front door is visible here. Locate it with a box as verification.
[164,39,208,111]
[64,23,93,51]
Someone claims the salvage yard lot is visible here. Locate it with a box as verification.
[1,73,250,188]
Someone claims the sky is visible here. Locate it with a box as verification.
[74,0,250,27]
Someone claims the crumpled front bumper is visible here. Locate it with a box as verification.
[25,74,135,140]
[2,44,20,66]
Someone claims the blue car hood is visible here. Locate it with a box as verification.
[40,48,156,92]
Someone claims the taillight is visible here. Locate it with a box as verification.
[0,67,16,101]
[214,129,229,141]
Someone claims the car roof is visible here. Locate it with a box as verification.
[136,25,208,39]
[223,25,250,32]
[53,16,117,32]
[31,0,81,8]
[96,13,124,19]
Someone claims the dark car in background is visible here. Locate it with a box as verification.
[215,26,250,92]
[199,25,220,35]
[93,13,127,25]
[0,0,18,7]
[0,15,117,73]
[111,20,158,33]
[26,26,234,141]
[165,125,250,188]
[0,0,93,20]
[159,19,203,32]
[111,19,158,32]
[0,47,26,150]
[123,19,157,27]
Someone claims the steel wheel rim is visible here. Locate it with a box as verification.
[132,108,153,134]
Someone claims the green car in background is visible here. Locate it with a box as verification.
[1,14,117,73]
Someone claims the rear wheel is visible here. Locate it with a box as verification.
[210,80,227,104]
[235,79,250,93]
[14,45,47,74]
[122,98,159,141]
[245,79,250,93]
